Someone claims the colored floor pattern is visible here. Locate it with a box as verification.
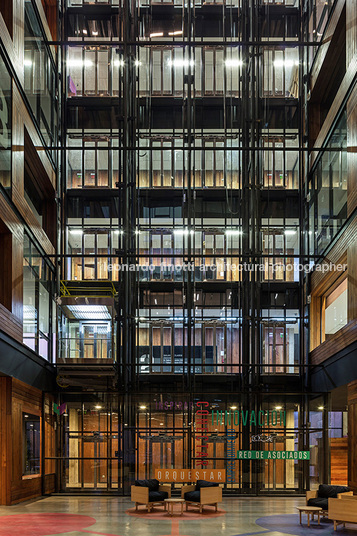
[0,497,356,536]
[255,514,356,536]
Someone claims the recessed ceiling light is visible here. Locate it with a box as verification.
[275,406,283,410]
[95,405,102,410]
[318,406,324,410]
[139,405,147,410]
[230,406,237,410]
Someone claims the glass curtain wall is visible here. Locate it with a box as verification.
[60,0,312,494]
[23,234,56,360]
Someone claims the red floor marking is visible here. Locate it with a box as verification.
[0,514,97,536]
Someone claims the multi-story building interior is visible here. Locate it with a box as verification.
[0,0,356,507]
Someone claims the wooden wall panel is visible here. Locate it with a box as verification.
[0,192,23,341]
[0,377,12,505]
[330,437,348,485]
[347,380,357,492]
[347,239,357,322]
[310,319,357,365]
[0,379,56,505]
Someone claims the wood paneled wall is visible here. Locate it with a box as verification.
[330,437,348,486]
[310,215,357,360]
[0,377,56,505]
[0,377,12,505]
[347,380,357,492]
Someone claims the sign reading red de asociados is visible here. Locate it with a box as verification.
[155,469,226,482]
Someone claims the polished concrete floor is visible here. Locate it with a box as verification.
[0,496,354,536]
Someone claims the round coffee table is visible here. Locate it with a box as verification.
[165,498,185,516]
[297,506,323,527]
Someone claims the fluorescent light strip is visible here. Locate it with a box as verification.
[67,305,111,320]
[225,59,243,67]
[67,59,93,67]
[273,59,299,68]
[225,230,242,235]
[168,59,194,68]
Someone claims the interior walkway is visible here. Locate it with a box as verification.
[1,496,355,536]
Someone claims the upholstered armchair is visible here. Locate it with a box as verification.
[131,478,171,512]
[306,485,352,513]
[181,480,222,513]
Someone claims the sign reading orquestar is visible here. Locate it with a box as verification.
[237,450,310,460]
[155,469,226,482]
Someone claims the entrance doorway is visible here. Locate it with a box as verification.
[61,404,120,491]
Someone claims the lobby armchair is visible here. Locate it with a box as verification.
[181,480,222,513]
[131,478,171,512]
[306,485,352,513]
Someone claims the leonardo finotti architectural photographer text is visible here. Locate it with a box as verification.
[103,261,347,274]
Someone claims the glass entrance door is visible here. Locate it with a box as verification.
[61,403,120,491]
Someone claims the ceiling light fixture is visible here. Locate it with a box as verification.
[67,59,93,67]
[225,230,242,235]
[67,305,111,320]
[150,32,164,37]
[225,59,243,67]
[169,30,183,36]
[273,59,299,68]
[168,59,194,68]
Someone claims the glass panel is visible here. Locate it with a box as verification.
[23,413,41,475]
